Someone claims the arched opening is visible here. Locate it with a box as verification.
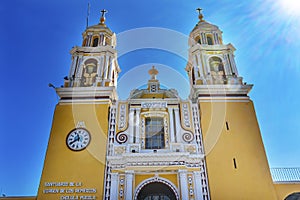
[207,35,213,45]
[92,37,99,47]
[195,36,201,44]
[81,59,98,86]
[136,182,177,200]
[285,192,300,200]
[209,57,225,76]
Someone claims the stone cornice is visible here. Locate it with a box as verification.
[70,46,117,55]
[190,43,236,53]
[107,152,204,166]
[191,84,253,98]
[56,86,118,103]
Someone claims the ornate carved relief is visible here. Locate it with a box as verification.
[117,102,128,132]
[141,101,167,109]
[118,174,125,200]
[187,174,195,200]
[185,144,197,154]
[180,102,193,131]
[114,146,126,155]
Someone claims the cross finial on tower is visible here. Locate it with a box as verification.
[196,8,202,15]
[100,9,108,24]
[196,8,205,22]
[101,9,107,17]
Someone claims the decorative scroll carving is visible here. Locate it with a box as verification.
[182,132,194,143]
[116,132,128,144]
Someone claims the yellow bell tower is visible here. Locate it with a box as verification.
[186,9,278,199]
[36,10,120,200]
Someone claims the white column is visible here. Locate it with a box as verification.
[108,57,113,80]
[197,54,204,78]
[110,173,119,200]
[179,170,188,200]
[128,108,135,143]
[201,54,208,76]
[229,53,238,75]
[87,33,92,46]
[125,171,134,200]
[193,171,204,200]
[223,54,231,76]
[69,56,76,77]
[102,55,109,86]
[174,108,181,143]
[168,108,175,143]
[135,108,141,144]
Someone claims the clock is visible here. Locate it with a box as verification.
[66,128,91,151]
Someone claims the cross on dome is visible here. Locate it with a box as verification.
[196,8,205,21]
[100,9,108,24]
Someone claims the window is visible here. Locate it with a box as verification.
[207,35,213,45]
[92,37,99,47]
[145,118,165,149]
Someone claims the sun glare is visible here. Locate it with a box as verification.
[278,0,300,16]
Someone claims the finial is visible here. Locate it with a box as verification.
[196,8,204,22]
[148,66,158,80]
[100,9,108,24]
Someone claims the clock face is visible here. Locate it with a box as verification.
[66,128,91,151]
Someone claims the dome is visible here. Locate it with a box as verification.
[81,10,116,48]
[189,9,223,47]
[192,20,220,33]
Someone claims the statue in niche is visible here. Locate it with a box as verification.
[82,63,97,86]
[209,57,226,84]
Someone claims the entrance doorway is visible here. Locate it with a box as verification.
[136,182,177,200]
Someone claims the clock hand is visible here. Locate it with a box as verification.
[69,133,80,145]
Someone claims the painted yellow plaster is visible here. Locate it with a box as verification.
[36,103,110,200]
[200,100,278,199]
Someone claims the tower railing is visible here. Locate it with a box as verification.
[271,168,300,182]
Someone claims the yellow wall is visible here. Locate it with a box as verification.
[274,183,300,199]
[36,103,110,200]
[0,197,36,200]
[200,100,278,199]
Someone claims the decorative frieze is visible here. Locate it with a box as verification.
[141,101,167,109]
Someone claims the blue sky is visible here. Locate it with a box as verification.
[1,0,300,197]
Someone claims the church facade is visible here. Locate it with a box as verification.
[2,9,300,200]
